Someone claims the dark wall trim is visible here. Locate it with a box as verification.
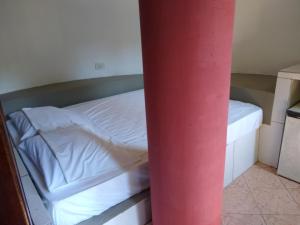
[0,74,144,115]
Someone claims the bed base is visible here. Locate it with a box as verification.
[78,190,151,225]
[9,127,151,225]
[224,128,260,187]
[10,127,259,225]
[11,129,259,225]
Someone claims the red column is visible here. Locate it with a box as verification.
[139,1,235,225]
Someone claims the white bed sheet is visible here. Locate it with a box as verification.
[227,100,263,144]
[66,90,148,150]
[48,162,149,225]
[7,121,149,225]
[67,89,263,145]
[6,89,262,225]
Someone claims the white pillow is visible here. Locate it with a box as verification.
[18,135,67,192]
[41,125,145,184]
[9,111,37,142]
[22,106,76,132]
[22,106,100,134]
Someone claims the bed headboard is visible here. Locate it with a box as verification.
[0,74,144,116]
[1,73,275,124]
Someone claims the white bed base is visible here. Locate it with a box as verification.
[224,128,260,187]
[103,198,151,225]
[12,129,260,225]
[98,128,260,225]
[100,129,261,225]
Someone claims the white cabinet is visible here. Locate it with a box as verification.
[259,122,284,167]
[259,64,300,168]
[272,78,294,123]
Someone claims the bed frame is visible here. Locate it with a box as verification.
[0,74,151,225]
[224,129,260,187]
[0,73,272,225]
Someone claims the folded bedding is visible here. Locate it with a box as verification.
[10,106,111,144]
[66,90,148,149]
[19,135,66,192]
[24,106,77,131]
[19,124,147,193]
[9,111,37,142]
[12,90,262,194]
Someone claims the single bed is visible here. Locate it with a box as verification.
[6,89,263,225]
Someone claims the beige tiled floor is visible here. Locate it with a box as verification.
[223,163,300,225]
[147,163,300,225]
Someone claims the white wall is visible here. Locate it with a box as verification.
[232,0,300,75]
[0,0,142,94]
[1,0,300,94]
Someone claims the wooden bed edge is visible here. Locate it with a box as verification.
[0,102,32,225]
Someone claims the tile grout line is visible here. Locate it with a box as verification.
[242,165,278,225]
[280,181,300,208]
[225,212,300,216]
[224,163,300,224]
[279,177,300,208]
[244,179,269,225]
[243,171,264,216]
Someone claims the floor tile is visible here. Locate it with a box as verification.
[255,162,276,172]
[150,164,300,225]
[223,186,260,214]
[230,175,248,190]
[223,214,266,225]
[263,215,300,225]
[252,188,300,215]
[279,177,300,189]
[244,166,284,190]
[289,189,300,205]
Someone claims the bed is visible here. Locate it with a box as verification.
[6,89,263,225]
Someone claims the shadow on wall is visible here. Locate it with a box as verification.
[0,0,143,95]
[232,0,300,75]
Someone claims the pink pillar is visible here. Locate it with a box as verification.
[139,1,235,225]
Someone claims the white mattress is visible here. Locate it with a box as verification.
[7,89,262,225]
[7,119,149,225]
[227,100,263,144]
[66,89,262,145]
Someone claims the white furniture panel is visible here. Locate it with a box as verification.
[233,130,259,179]
[271,78,292,123]
[289,80,300,108]
[278,64,300,80]
[259,122,284,167]
[272,78,300,124]
[224,143,234,187]
[224,129,259,187]
[259,64,300,167]
[278,116,300,182]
